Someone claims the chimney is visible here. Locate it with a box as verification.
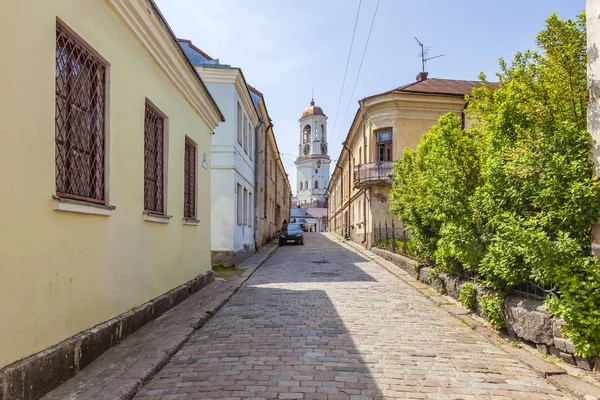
[416,72,428,82]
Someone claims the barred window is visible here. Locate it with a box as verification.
[184,137,196,219]
[55,23,106,204]
[144,103,165,214]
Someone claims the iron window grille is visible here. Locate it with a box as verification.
[184,137,197,219]
[144,103,165,214]
[55,24,107,204]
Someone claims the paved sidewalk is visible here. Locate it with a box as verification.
[134,233,568,399]
[42,242,279,400]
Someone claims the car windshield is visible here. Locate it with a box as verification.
[285,223,302,234]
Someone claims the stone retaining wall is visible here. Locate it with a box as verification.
[370,247,600,374]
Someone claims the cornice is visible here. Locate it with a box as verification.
[106,0,223,130]
[197,67,259,127]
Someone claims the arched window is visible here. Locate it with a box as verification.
[303,125,311,143]
[314,180,319,189]
[305,180,308,190]
[299,181,303,191]
[321,124,325,142]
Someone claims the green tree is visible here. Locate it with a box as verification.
[389,114,483,274]
[469,12,600,356]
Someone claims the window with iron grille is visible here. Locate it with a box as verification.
[144,103,165,214]
[55,23,106,204]
[184,137,196,219]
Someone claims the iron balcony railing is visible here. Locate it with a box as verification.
[354,161,395,187]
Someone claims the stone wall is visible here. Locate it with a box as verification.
[370,246,600,374]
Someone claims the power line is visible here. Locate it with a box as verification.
[330,0,362,146]
[338,0,380,142]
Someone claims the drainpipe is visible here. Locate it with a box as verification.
[342,141,351,239]
[254,118,265,248]
[360,99,367,244]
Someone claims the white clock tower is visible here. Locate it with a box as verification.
[294,98,331,206]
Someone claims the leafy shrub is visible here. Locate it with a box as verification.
[390,114,483,275]
[479,294,506,329]
[389,12,600,356]
[458,282,478,310]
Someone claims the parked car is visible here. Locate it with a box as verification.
[279,223,304,246]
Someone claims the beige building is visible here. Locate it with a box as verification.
[0,0,222,397]
[250,86,292,247]
[327,73,484,246]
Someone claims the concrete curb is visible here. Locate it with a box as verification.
[326,233,600,400]
[41,242,279,400]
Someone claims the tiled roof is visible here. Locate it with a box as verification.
[392,78,495,96]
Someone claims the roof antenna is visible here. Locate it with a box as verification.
[414,37,444,73]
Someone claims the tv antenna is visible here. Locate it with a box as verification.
[414,37,444,73]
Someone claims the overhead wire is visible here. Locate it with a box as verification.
[329,0,363,147]
[338,0,381,141]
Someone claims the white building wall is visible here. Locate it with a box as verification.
[207,81,256,255]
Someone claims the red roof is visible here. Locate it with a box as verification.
[367,77,498,100]
[301,105,326,119]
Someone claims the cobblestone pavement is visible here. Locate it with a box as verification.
[135,233,568,400]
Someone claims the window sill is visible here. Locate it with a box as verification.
[143,212,172,224]
[53,195,115,216]
[183,218,200,226]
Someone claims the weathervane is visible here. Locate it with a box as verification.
[414,37,444,73]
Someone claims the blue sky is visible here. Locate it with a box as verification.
[155,0,585,195]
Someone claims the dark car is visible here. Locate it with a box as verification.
[279,223,304,246]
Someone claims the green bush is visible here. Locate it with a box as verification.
[390,114,483,275]
[458,282,478,310]
[388,12,600,357]
[479,294,506,329]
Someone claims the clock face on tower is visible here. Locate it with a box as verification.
[303,144,311,156]
[320,143,328,154]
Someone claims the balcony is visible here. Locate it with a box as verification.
[354,161,395,187]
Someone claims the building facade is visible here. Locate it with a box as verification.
[251,87,292,247]
[294,100,331,206]
[327,73,485,246]
[180,40,259,266]
[0,0,222,393]
[588,0,600,257]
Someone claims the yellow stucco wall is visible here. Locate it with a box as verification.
[328,93,466,242]
[0,0,213,367]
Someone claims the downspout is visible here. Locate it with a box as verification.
[254,118,264,249]
[342,141,351,239]
[360,99,367,244]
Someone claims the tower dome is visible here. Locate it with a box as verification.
[301,99,326,119]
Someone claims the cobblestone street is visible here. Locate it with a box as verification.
[135,233,567,400]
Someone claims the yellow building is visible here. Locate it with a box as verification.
[327,73,485,246]
[0,0,223,396]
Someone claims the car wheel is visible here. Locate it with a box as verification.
[279,239,284,246]
[300,240,304,245]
